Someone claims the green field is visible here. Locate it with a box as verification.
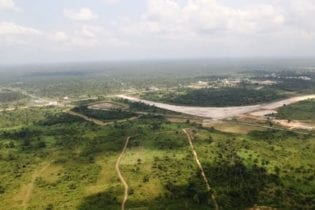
[0,107,314,210]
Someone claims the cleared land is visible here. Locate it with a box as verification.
[88,102,125,110]
[273,120,314,130]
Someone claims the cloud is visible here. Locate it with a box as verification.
[0,21,42,35]
[2,0,315,64]
[48,25,105,48]
[140,0,285,37]
[0,0,17,11]
[49,31,68,42]
[103,0,121,5]
[275,0,315,33]
[64,7,98,21]
[104,0,315,58]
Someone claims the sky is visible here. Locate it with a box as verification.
[0,0,315,64]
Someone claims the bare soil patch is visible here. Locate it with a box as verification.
[88,102,124,110]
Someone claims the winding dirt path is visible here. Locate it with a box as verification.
[21,162,51,210]
[115,137,130,210]
[183,129,219,210]
[67,111,107,126]
[67,110,139,127]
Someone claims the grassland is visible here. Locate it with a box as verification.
[0,106,314,210]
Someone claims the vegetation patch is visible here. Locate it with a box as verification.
[0,106,314,209]
[72,106,137,121]
[276,99,315,121]
[143,87,285,107]
[0,90,26,103]
[120,99,180,115]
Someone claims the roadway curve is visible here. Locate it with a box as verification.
[118,94,315,120]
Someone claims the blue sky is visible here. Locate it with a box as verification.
[0,0,315,64]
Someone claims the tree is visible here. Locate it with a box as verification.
[0,185,5,194]
[143,175,150,183]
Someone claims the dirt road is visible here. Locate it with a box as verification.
[183,129,219,210]
[67,111,107,126]
[21,162,51,210]
[67,110,139,127]
[115,137,130,210]
[118,95,315,120]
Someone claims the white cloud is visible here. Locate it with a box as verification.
[103,0,121,5]
[0,0,17,11]
[0,21,42,35]
[141,0,285,37]
[2,0,315,63]
[49,31,68,42]
[64,7,98,21]
[48,26,105,48]
[275,0,315,33]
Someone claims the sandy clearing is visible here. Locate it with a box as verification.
[118,94,315,120]
[248,109,277,117]
[273,120,314,130]
[88,102,123,110]
[202,119,265,134]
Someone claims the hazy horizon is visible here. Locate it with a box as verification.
[2,56,315,67]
